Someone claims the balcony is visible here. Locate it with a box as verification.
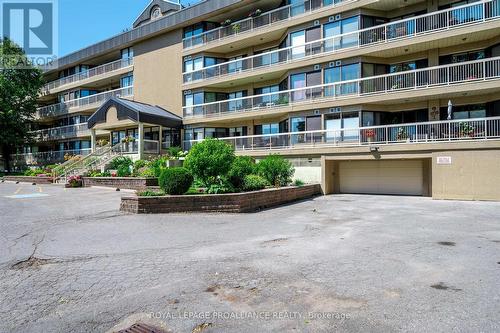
[183,56,500,120]
[183,0,500,85]
[41,58,134,95]
[186,117,500,151]
[182,0,358,49]
[32,123,90,141]
[37,86,134,119]
[12,149,92,167]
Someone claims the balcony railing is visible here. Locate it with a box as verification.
[32,123,90,141]
[42,58,134,94]
[183,0,500,83]
[37,86,134,119]
[12,149,92,166]
[186,117,500,151]
[183,56,500,118]
[182,0,357,49]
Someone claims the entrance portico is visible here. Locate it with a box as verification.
[88,97,182,159]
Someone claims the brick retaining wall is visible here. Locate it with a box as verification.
[120,184,321,214]
[3,176,53,184]
[82,177,158,190]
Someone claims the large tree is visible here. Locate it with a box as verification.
[0,38,44,172]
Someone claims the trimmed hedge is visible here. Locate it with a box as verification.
[159,167,194,195]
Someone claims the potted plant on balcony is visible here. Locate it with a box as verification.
[97,139,108,147]
[221,19,232,27]
[363,128,376,143]
[459,122,475,138]
[121,136,136,153]
[396,127,410,142]
[249,9,262,18]
[232,23,241,34]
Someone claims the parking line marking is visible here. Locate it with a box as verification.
[38,186,43,193]
[5,193,50,199]
[14,187,22,195]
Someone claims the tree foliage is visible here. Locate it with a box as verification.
[256,155,295,187]
[184,138,235,187]
[0,38,44,171]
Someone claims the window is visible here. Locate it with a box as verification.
[120,74,134,87]
[255,85,280,105]
[228,91,246,111]
[324,63,360,96]
[184,92,205,116]
[184,57,204,72]
[290,73,306,101]
[255,123,279,135]
[323,16,360,51]
[121,47,133,60]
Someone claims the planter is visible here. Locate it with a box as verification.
[2,176,53,184]
[120,184,322,214]
[82,177,158,190]
[166,159,183,168]
[65,180,82,188]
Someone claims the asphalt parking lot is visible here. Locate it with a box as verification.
[1,181,499,333]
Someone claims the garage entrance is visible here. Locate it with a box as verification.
[338,160,424,196]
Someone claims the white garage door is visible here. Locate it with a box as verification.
[339,160,424,196]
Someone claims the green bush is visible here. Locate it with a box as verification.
[109,156,133,170]
[138,167,155,178]
[293,179,305,187]
[117,165,131,177]
[256,155,295,187]
[159,167,194,195]
[149,155,169,177]
[242,174,269,192]
[167,146,182,158]
[88,170,111,177]
[133,159,148,170]
[23,168,46,176]
[207,179,235,194]
[228,156,255,189]
[137,189,165,197]
[184,138,235,187]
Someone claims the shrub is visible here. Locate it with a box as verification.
[133,159,148,170]
[67,175,82,188]
[109,156,133,170]
[167,146,182,158]
[242,174,269,192]
[137,189,165,197]
[138,167,155,178]
[184,138,235,187]
[207,179,235,194]
[228,156,255,189]
[117,165,131,177]
[88,170,111,177]
[256,155,295,187]
[293,179,305,187]
[149,155,169,177]
[159,167,193,195]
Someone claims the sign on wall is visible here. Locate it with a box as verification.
[436,156,452,165]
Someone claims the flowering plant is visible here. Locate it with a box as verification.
[67,175,82,188]
[363,129,376,138]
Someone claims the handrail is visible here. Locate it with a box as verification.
[42,58,133,93]
[182,0,358,49]
[32,123,90,141]
[183,0,500,83]
[37,86,134,119]
[183,56,500,118]
[186,116,500,150]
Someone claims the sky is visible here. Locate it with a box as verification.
[57,0,196,57]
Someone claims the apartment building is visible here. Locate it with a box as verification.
[13,0,500,200]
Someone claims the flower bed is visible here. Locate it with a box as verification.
[120,184,321,214]
[82,177,158,190]
[2,175,53,184]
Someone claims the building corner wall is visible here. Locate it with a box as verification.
[432,150,500,201]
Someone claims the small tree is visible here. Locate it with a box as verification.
[256,155,295,187]
[0,38,44,172]
[184,138,235,187]
[228,156,255,189]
